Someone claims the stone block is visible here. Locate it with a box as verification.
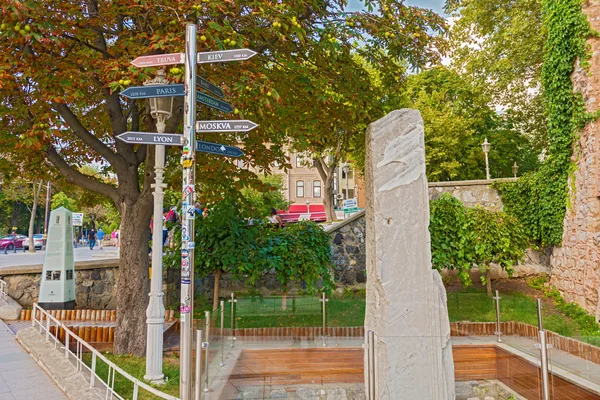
[0,296,23,320]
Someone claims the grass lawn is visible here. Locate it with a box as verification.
[83,353,180,399]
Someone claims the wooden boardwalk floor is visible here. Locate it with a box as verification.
[228,348,364,387]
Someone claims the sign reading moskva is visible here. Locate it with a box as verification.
[195,120,258,133]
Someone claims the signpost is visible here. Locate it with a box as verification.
[195,119,258,133]
[72,213,83,227]
[196,91,233,113]
[130,53,184,68]
[343,198,359,215]
[197,76,224,98]
[120,84,184,99]
[116,131,183,146]
[196,140,244,158]
[197,48,257,64]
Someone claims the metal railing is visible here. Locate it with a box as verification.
[0,279,7,301]
[31,303,179,400]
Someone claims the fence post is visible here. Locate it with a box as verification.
[204,311,210,393]
[537,298,550,400]
[367,330,376,400]
[493,290,502,342]
[220,300,225,367]
[229,293,237,347]
[320,292,328,347]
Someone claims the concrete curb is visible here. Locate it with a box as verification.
[16,327,105,400]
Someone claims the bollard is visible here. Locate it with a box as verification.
[194,329,202,400]
[228,293,237,347]
[367,330,376,400]
[493,290,502,342]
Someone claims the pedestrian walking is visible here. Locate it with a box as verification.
[88,228,97,250]
[97,228,105,250]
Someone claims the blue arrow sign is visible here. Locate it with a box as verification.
[197,76,224,98]
[196,140,244,158]
[120,84,184,99]
[196,91,233,113]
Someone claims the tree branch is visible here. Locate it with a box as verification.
[46,146,119,203]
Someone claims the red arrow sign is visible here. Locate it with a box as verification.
[131,53,184,68]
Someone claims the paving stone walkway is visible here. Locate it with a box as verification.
[0,321,67,400]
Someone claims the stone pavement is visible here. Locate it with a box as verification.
[0,320,67,400]
[0,246,118,270]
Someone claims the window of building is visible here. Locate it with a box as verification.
[313,181,321,197]
[341,170,347,179]
[296,180,304,198]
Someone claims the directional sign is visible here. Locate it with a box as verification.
[195,120,258,133]
[197,49,257,64]
[120,84,184,99]
[131,53,184,68]
[116,131,183,146]
[196,140,244,158]
[197,76,224,98]
[196,91,234,113]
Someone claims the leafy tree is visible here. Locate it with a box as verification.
[51,192,77,211]
[446,0,547,149]
[1,0,444,355]
[240,175,289,218]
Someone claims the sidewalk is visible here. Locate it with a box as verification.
[0,320,67,400]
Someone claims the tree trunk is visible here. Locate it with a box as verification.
[213,269,221,312]
[486,268,492,297]
[28,182,43,253]
[323,175,337,222]
[113,195,153,356]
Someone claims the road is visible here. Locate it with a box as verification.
[0,247,119,269]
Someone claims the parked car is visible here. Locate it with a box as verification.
[0,234,27,252]
[278,204,327,224]
[23,234,44,250]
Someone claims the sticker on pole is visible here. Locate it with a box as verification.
[188,241,195,249]
[186,205,196,219]
[183,185,195,198]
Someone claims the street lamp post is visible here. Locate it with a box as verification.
[512,162,519,178]
[482,138,491,180]
[144,69,174,384]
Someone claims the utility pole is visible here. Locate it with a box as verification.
[43,181,51,250]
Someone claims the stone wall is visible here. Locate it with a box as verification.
[550,4,600,319]
[325,211,366,286]
[0,261,119,309]
[428,178,517,210]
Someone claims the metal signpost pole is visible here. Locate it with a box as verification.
[493,290,502,343]
[537,299,551,400]
[204,311,210,393]
[180,23,198,400]
[229,293,237,347]
[194,329,203,400]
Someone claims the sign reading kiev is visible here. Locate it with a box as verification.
[129,49,256,68]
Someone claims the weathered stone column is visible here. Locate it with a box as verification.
[364,109,455,399]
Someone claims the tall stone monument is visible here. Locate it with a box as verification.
[39,207,76,310]
[364,109,455,399]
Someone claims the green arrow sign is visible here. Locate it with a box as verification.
[196,91,233,113]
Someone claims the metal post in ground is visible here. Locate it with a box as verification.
[204,311,210,393]
[229,293,237,347]
[493,290,502,342]
[537,298,550,400]
[194,329,202,400]
[320,292,328,347]
[367,330,375,400]
[220,300,225,366]
[179,23,198,400]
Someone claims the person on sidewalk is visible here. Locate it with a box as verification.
[88,228,97,250]
[96,228,105,250]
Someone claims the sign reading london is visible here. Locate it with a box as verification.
[197,49,257,64]
[120,84,184,99]
[195,120,258,133]
[116,131,183,146]
[196,91,234,113]
[197,76,224,98]
[131,53,185,68]
[196,140,244,158]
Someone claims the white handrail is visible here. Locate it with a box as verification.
[31,303,179,400]
[0,279,7,301]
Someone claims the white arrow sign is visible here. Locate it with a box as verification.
[130,53,185,68]
[197,49,257,64]
[195,120,259,133]
[116,131,183,146]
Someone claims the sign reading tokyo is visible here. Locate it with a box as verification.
[195,140,244,158]
[195,120,258,133]
[116,131,183,146]
[197,49,257,64]
[130,53,184,68]
[120,84,184,99]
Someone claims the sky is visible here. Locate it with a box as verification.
[346,0,446,15]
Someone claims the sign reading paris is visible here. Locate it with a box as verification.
[120,84,184,99]
[195,120,258,133]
